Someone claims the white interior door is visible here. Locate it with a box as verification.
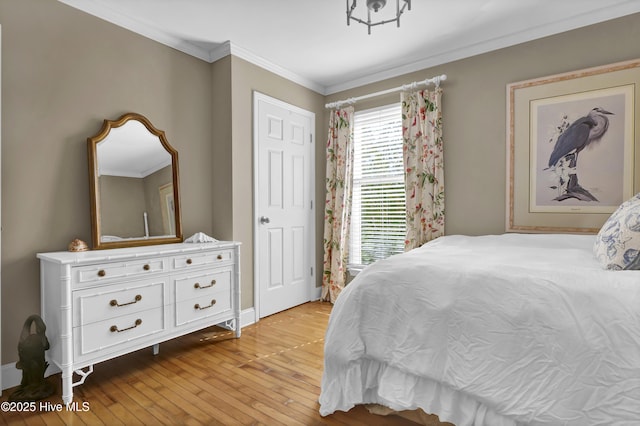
[254,92,315,319]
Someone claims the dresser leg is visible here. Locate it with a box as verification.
[66,365,93,402]
[61,368,73,404]
[152,343,160,355]
[235,317,241,338]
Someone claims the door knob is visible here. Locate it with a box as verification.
[259,216,270,224]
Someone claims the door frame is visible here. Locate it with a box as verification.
[252,91,315,320]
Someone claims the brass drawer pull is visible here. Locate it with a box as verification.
[97,269,106,277]
[110,319,142,333]
[217,254,223,260]
[194,280,216,289]
[194,299,216,310]
[186,258,193,265]
[110,294,142,307]
[143,264,150,271]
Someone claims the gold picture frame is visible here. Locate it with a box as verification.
[159,182,176,236]
[506,58,640,233]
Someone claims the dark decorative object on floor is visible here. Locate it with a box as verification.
[8,315,55,401]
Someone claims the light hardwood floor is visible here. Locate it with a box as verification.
[1,301,422,425]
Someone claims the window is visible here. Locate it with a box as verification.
[349,104,406,272]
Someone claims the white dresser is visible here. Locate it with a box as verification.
[38,241,241,403]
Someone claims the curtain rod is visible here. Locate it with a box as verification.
[324,74,447,109]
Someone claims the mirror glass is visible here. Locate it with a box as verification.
[88,113,182,249]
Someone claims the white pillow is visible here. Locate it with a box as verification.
[593,193,640,270]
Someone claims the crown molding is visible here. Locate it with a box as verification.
[325,1,640,94]
[210,42,325,94]
[208,42,232,63]
[58,0,640,96]
[58,1,326,94]
[58,0,213,62]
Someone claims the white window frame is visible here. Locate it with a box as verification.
[349,103,406,275]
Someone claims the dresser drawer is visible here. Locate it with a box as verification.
[174,269,231,303]
[175,289,231,326]
[73,279,167,327]
[171,249,234,270]
[73,258,168,287]
[75,307,165,358]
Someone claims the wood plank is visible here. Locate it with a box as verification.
[1,302,424,425]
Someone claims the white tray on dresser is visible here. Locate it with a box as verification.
[38,241,241,404]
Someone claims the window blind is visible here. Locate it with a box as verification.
[350,104,406,268]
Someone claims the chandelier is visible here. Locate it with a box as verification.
[346,0,411,34]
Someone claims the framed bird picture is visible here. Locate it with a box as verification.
[507,58,640,233]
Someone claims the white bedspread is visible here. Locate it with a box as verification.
[319,234,640,425]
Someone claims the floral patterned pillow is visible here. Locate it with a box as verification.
[593,193,640,270]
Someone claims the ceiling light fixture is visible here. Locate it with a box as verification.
[347,0,411,35]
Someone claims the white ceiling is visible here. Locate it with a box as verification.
[59,0,640,95]
[97,120,172,178]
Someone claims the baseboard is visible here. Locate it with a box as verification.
[1,362,21,393]
[241,306,257,328]
[312,285,322,301]
[2,307,258,392]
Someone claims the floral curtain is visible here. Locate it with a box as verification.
[401,87,444,251]
[322,107,355,303]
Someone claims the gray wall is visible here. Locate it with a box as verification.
[99,175,147,237]
[325,13,640,236]
[1,0,639,365]
[0,0,325,364]
[99,165,172,238]
[0,0,215,363]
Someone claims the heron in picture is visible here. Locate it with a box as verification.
[547,107,613,202]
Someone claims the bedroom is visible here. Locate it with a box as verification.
[1,0,639,424]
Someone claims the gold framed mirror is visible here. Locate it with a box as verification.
[87,112,183,249]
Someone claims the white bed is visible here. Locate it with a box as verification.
[319,233,640,425]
